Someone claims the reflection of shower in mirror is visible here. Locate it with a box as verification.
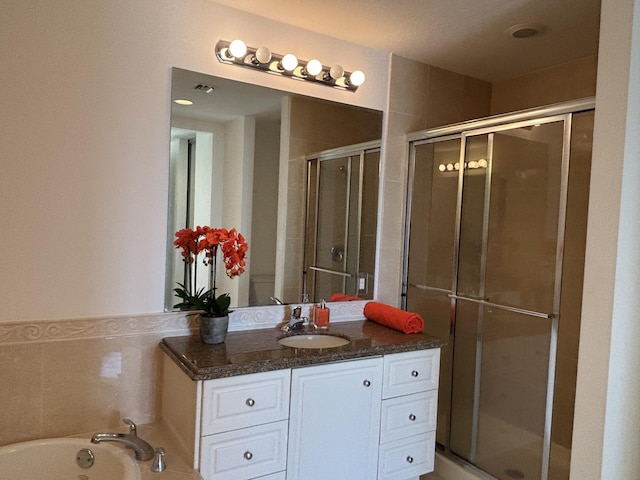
[303,140,381,303]
[330,245,345,262]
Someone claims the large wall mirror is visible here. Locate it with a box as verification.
[165,67,383,311]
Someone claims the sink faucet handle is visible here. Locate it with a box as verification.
[122,418,138,436]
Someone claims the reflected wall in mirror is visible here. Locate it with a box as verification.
[165,68,383,311]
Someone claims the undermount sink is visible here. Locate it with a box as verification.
[278,333,350,349]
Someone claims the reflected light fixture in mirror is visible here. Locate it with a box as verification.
[215,39,366,91]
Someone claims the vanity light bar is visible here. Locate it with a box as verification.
[438,159,488,172]
[215,39,365,92]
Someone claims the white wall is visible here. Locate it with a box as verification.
[0,0,389,322]
[571,0,640,477]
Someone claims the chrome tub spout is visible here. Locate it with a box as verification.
[91,418,154,461]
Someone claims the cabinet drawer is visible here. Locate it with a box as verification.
[199,421,288,480]
[202,369,291,435]
[254,472,286,480]
[380,390,438,444]
[382,349,440,399]
[378,431,436,480]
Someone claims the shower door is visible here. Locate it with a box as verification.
[304,145,380,302]
[451,118,567,480]
[404,104,594,480]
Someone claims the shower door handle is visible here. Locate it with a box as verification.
[448,293,555,319]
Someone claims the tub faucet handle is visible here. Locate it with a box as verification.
[123,418,138,436]
[151,447,166,473]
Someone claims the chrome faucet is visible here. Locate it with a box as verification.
[270,296,284,305]
[91,418,155,461]
[281,306,306,332]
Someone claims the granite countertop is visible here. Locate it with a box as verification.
[160,320,445,381]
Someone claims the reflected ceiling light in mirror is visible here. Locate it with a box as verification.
[174,99,193,105]
[215,39,365,91]
[438,159,488,173]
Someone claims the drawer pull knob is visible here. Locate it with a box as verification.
[411,370,419,377]
[406,456,414,463]
[246,398,255,407]
[244,451,253,460]
[409,414,416,421]
[363,380,371,387]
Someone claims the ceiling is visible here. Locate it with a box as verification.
[210,0,601,83]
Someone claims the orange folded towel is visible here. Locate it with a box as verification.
[364,302,424,334]
[328,293,363,302]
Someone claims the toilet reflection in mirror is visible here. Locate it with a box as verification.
[165,68,382,311]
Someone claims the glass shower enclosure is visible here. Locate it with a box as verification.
[403,100,594,480]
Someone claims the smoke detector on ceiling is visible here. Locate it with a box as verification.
[505,23,543,39]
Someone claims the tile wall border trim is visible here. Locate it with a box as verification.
[0,301,368,345]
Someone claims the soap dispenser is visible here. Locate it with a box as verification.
[314,299,330,329]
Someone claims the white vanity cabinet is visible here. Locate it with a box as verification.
[198,369,291,480]
[378,349,440,480]
[161,346,441,480]
[161,358,290,480]
[287,357,383,480]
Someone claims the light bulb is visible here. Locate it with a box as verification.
[349,70,365,86]
[254,46,272,64]
[228,39,247,58]
[438,164,446,172]
[174,99,193,106]
[329,64,344,80]
[446,163,454,171]
[305,58,323,76]
[280,53,298,72]
[478,159,488,168]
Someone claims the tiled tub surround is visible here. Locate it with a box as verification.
[0,301,370,446]
[0,311,196,447]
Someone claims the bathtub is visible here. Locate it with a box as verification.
[0,437,141,480]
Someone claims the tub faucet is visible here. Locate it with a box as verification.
[91,418,155,461]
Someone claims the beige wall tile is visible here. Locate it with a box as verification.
[389,55,430,117]
[0,344,44,445]
[491,56,598,114]
[0,329,169,446]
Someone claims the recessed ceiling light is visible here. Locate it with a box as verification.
[506,23,543,39]
[174,99,193,106]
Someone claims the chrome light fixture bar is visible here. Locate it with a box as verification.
[215,39,366,92]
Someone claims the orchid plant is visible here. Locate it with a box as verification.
[173,226,248,317]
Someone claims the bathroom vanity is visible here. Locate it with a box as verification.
[160,320,442,480]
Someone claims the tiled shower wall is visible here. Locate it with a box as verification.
[0,313,195,446]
